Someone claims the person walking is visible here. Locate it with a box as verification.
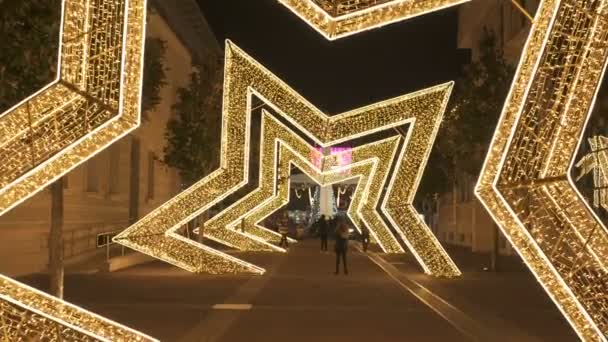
[278,212,289,248]
[317,215,329,252]
[334,220,349,275]
[361,226,370,252]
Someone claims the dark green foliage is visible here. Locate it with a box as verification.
[163,58,223,186]
[0,0,61,112]
[142,37,167,118]
[419,28,515,196]
[0,1,166,117]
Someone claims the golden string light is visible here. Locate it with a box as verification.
[576,136,608,212]
[475,0,608,340]
[0,0,146,216]
[115,41,461,277]
[203,111,404,254]
[0,274,157,341]
[0,1,152,339]
[277,0,469,40]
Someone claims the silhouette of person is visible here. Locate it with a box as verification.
[278,212,289,248]
[317,215,329,252]
[335,220,349,275]
[361,226,370,252]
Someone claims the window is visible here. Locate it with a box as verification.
[147,152,155,200]
[86,156,99,192]
[109,144,120,194]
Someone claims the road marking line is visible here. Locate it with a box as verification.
[365,250,541,342]
[212,304,253,310]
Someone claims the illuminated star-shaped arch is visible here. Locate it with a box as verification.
[0,0,146,216]
[0,1,153,340]
[277,0,469,40]
[476,0,608,340]
[202,111,404,255]
[115,41,461,277]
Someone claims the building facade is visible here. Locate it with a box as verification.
[435,0,540,255]
[0,0,221,277]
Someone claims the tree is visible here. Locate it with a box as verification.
[164,59,223,186]
[417,29,515,271]
[0,0,166,298]
[1,0,63,297]
[163,58,223,240]
[141,37,167,119]
[0,0,60,113]
[419,28,515,197]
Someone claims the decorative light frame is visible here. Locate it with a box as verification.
[475,0,608,339]
[0,274,158,341]
[0,1,152,339]
[277,0,469,40]
[203,111,404,255]
[576,136,608,212]
[115,41,461,277]
[0,0,146,216]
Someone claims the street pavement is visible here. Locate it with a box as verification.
[19,239,577,342]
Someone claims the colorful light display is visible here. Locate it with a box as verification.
[277,0,469,40]
[115,41,461,277]
[475,0,608,340]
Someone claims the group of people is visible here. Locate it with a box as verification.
[274,212,372,275]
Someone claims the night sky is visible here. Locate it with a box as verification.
[197,0,468,114]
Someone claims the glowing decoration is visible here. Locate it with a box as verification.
[277,0,469,40]
[0,0,153,339]
[475,0,608,339]
[311,146,353,175]
[576,136,608,212]
[0,274,157,341]
[337,186,348,207]
[115,41,460,277]
[204,111,403,254]
[0,0,147,216]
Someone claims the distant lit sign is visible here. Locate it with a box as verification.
[311,147,352,175]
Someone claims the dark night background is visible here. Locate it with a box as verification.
[197,0,468,114]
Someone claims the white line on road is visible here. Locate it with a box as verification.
[364,249,540,342]
[212,304,253,310]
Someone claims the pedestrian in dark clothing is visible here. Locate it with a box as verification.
[317,215,329,252]
[335,221,349,275]
[278,212,289,248]
[361,226,370,252]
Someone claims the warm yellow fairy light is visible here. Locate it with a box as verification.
[475,0,608,340]
[0,0,152,340]
[204,111,404,255]
[277,0,469,40]
[0,274,158,341]
[0,0,147,217]
[576,136,608,212]
[115,40,460,277]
